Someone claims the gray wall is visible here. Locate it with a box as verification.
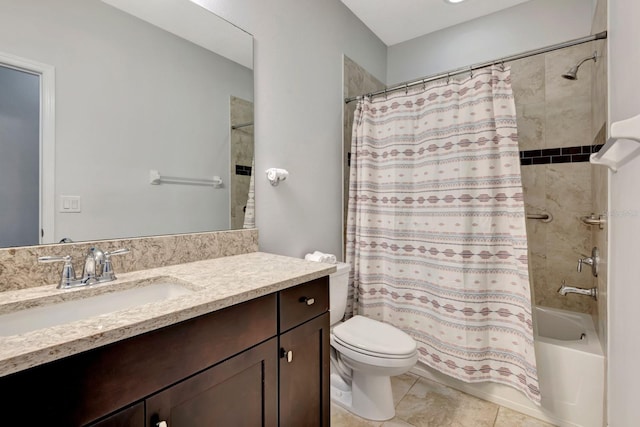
[0,66,39,247]
[0,0,253,243]
[200,0,387,259]
[387,0,593,85]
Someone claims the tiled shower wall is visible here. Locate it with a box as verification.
[513,40,606,315]
[230,96,254,229]
[343,55,385,255]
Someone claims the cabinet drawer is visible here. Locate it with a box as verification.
[279,276,329,332]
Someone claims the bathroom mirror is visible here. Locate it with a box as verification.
[0,0,254,248]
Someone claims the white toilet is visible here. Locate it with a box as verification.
[329,262,418,421]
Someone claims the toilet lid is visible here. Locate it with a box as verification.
[332,315,417,357]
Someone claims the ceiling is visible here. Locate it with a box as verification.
[341,0,532,46]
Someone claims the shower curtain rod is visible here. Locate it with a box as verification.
[345,31,607,104]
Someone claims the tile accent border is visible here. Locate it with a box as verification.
[520,144,604,165]
[0,229,258,291]
[235,164,253,176]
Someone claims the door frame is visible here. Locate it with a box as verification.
[0,51,55,244]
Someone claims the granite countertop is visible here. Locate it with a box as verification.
[0,252,336,377]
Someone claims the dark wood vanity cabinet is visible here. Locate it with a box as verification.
[0,276,329,427]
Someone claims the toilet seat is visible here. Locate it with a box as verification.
[332,315,417,359]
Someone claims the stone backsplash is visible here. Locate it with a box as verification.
[0,229,258,291]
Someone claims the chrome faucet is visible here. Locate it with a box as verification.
[38,247,130,289]
[80,247,105,284]
[558,280,598,300]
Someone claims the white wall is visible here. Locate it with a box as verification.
[197,0,387,258]
[607,0,640,425]
[387,0,593,85]
[0,0,253,243]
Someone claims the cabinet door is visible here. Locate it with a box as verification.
[279,313,330,427]
[146,338,278,427]
[86,403,144,427]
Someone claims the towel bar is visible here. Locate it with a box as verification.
[526,212,553,222]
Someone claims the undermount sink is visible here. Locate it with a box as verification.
[0,281,194,337]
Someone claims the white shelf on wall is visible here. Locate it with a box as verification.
[590,113,640,172]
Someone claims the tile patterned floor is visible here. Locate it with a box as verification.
[331,374,556,427]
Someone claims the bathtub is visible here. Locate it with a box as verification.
[411,306,605,427]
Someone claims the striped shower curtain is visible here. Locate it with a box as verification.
[345,66,540,404]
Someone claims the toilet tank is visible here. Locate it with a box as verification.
[330,262,351,325]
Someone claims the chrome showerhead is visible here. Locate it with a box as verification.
[562,51,597,80]
[561,66,579,80]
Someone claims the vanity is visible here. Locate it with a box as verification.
[0,252,334,426]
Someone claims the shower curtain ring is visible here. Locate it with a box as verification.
[446,73,450,84]
[384,88,388,100]
[469,66,473,78]
[405,84,408,95]
[500,60,505,71]
[422,79,426,90]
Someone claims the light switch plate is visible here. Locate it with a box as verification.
[60,195,81,213]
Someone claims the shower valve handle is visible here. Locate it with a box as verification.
[577,256,593,272]
[577,247,599,277]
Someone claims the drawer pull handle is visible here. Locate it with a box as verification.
[299,296,315,306]
[281,348,293,363]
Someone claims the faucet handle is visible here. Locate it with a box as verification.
[102,248,130,281]
[38,255,77,289]
[38,254,72,263]
[104,248,130,257]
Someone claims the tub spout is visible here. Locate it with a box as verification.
[558,280,597,299]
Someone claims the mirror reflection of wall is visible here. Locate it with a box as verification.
[0,0,253,248]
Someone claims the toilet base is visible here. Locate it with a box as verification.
[330,370,395,421]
